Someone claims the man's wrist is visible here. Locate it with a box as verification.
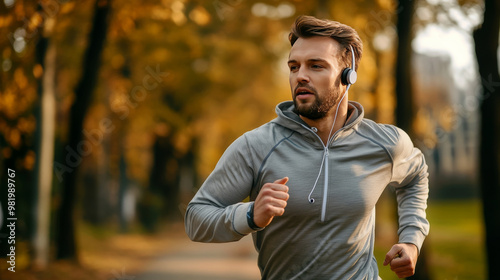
[247,202,264,230]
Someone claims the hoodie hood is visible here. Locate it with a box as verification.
[272,100,365,148]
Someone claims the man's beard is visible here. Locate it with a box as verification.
[293,85,341,120]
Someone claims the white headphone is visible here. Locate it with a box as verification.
[341,45,357,85]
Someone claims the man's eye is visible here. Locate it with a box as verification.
[289,65,298,71]
[312,64,323,69]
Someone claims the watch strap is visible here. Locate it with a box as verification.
[246,202,263,230]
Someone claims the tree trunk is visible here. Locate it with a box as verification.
[32,21,57,269]
[473,1,500,278]
[118,151,130,232]
[395,0,415,136]
[55,0,111,260]
[395,1,431,279]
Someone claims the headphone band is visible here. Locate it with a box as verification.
[350,45,355,72]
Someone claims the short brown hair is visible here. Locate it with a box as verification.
[289,15,362,71]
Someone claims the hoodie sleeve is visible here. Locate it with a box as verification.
[185,134,258,243]
[388,127,430,253]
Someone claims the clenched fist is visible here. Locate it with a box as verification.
[383,243,419,278]
[253,177,290,228]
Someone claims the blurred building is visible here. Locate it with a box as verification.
[412,51,479,199]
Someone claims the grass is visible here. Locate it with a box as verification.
[375,198,486,280]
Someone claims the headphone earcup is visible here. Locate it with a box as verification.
[341,68,357,85]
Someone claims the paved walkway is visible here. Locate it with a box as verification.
[135,234,260,280]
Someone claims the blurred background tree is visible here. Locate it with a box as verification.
[473,0,500,279]
[0,0,494,279]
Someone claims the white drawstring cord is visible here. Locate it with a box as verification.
[307,148,327,203]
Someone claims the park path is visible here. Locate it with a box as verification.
[135,234,260,280]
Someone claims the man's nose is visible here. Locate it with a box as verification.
[296,68,310,83]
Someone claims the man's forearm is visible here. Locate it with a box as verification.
[185,200,255,243]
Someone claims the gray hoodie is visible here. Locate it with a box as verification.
[185,101,429,279]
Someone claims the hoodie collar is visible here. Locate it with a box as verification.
[272,100,365,148]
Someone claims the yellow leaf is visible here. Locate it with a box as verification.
[189,6,211,26]
[33,63,43,78]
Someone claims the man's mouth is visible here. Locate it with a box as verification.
[295,87,315,98]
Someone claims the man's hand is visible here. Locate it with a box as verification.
[253,177,289,228]
[383,243,419,278]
